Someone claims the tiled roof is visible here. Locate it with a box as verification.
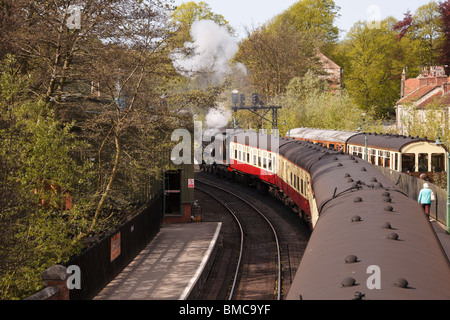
[398,83,437,104]
[416,91,443,109]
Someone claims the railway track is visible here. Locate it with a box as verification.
[196,177,283,300]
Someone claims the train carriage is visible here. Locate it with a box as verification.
[288,128,447,177]
[288,127,356,152]
[201,129,450,299]
[228,131,283,187]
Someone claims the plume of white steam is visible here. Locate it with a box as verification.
[171,20,241,82]
[205,105,231,129]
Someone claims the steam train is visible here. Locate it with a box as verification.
[200,129,450,300]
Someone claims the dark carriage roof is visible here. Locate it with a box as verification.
[347,132,432,152]
[287,152,450,300]
[279,139,342,170]
[288,127,437,152]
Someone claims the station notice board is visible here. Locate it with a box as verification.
[110,232,121,262]
[188,179,195,189]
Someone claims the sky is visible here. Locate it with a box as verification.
[171,0,436,39]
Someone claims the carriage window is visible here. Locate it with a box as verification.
[353,146,362,159]
[402,153,415,172]
[418,153,428,172]
[247,152,250,163]
[394,153,399,171]
[253,155,257,166]
[432,153,445,172]
[370,149,376,165]
[263,158,267,169]
[377,150,383,166]
[300,178,304,194]
[268,159,272,171]
[384,152,390,168]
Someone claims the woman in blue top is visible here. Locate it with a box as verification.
[418,183,432,218]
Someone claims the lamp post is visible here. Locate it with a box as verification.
[283,120,290,139]
[435,133,450,234]
[357,113,368,162]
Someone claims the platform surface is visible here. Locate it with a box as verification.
[94,222,221,300]
[431,219,450,260]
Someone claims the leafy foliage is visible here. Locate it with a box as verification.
[0,55,93,299]
[278,71,381,136]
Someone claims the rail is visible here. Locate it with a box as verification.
[196,178,282,300]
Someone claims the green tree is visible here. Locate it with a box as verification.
[278,71,381,136]
[0,55,94,299]
[269,0,340,48]
[235,21,319,97]
[412,1,444,66]
[393,2,444,70]
[338,18,404,118]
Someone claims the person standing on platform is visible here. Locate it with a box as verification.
[418,183,432,219]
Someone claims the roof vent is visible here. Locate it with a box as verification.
[351,215,362,222]
[387,232,399,240]
[345,255,359,264]
[384,205,394,212]
[341,277,356,287]
[361,167,366,171]
[382,222,392,229]
[352,292,365,300]
[394,278,409,288]
[344,173,351,178]
[354,197,363,203]
[383,197,392,203]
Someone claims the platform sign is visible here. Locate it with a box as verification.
[188,179,195,189]
[110,232,121,262]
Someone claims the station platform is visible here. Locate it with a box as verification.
[94,222,222,300]
[431,219,450,259]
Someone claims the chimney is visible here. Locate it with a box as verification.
[401,68,406,98]
[400,68,406,98]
